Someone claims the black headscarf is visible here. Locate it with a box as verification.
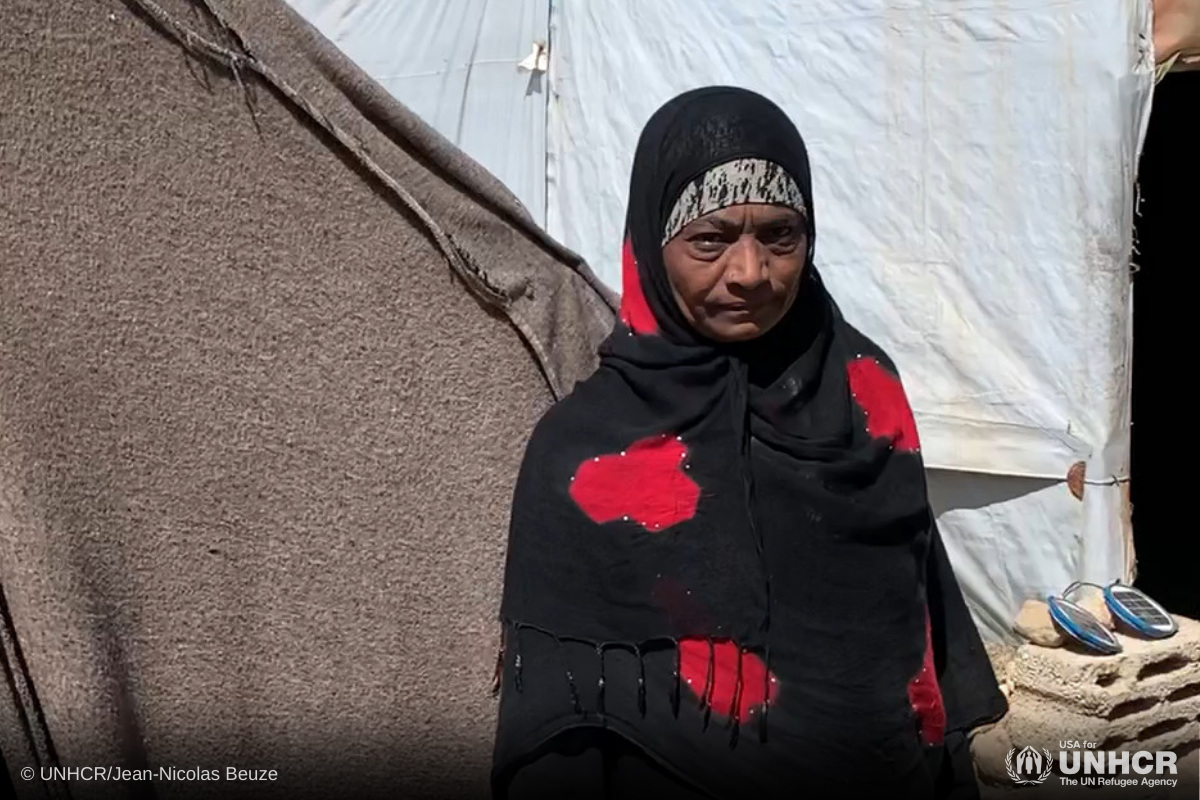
[495,87,1005,796]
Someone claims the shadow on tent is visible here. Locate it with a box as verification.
[1130,71,1199,620]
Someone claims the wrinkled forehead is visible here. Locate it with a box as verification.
[661,158,807,245]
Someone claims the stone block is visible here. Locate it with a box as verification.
[974,616,1200,799]
[1006,616,1200,717]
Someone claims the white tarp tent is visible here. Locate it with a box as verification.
[287,0,1156,642]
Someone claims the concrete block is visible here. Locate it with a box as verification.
[1006,617,1200,717]
[983,694,1197,764]
[974,616,1200,799]
[986,641,1019,682]
[1000,687,1200,752]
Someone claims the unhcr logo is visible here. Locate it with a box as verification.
[1006,742,1181,789]
[1058,745,1179,789]
[1006,746,1053,785]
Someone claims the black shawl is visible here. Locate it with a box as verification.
[494,87,1006,798]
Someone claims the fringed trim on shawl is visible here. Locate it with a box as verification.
[595,644,606,714]
[496,619,773,750]
[727,645,745,748]
[671,643,681,718]
[560,637,583,714]
[701,638,715,731]
[759,641,772,744]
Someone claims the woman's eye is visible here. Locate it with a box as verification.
[689,234,725,251]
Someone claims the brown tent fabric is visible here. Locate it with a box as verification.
[0,1,616,798]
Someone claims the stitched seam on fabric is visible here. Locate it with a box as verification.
[129,0,510,303]
[118,0,591,400]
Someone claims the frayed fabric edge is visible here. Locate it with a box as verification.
[494,618,770,749]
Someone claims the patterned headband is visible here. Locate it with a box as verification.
[661,158,807,245]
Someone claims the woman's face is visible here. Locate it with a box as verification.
[661,203,807,342]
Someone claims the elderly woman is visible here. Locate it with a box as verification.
[491,87,1006,800]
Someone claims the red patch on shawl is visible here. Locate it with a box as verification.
[678,638,778,724]
[618,237,658,334]
[907,608,947,746]
[846,356,920,452]
[569,434,698,531]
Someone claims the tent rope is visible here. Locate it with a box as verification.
[121,0,512,310]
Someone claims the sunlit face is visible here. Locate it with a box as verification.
[660,204,808,342]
